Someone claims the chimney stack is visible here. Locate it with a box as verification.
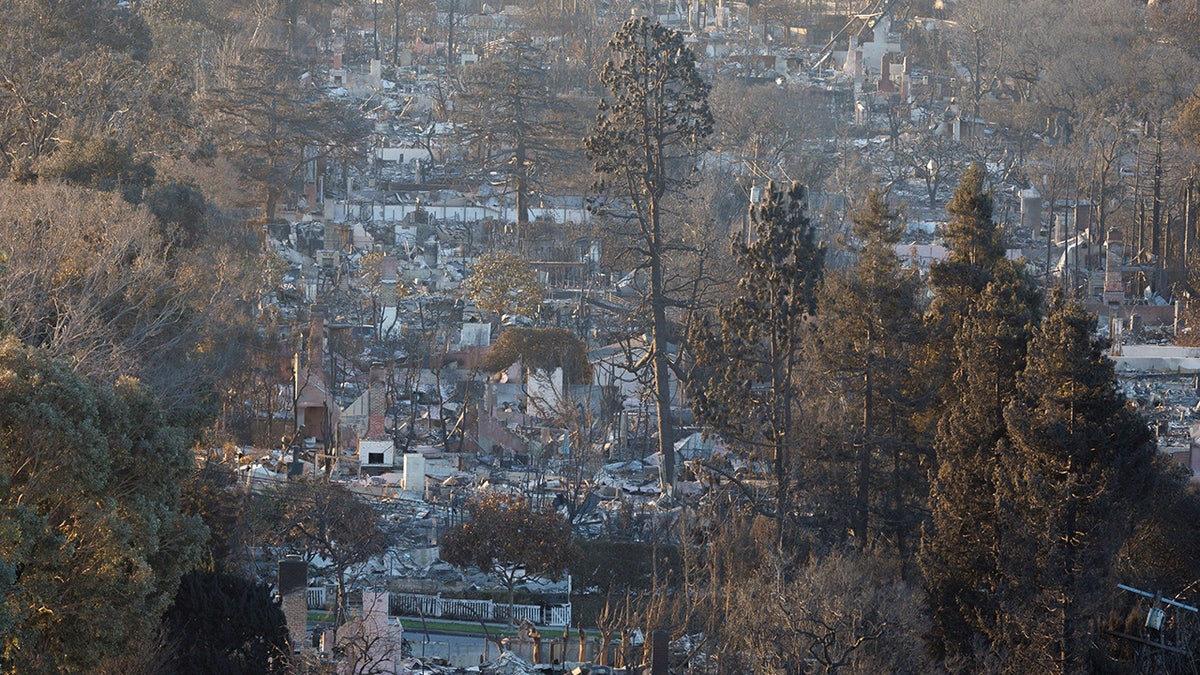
[323,221,339,251]
[1104,227,1124,305]
[278,556,309,652]
[367,363,387,439]
[381,256,399,308]
[651,630,670,675]
[308,304,326,375]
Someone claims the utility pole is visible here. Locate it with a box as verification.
[1108,584,1199,674]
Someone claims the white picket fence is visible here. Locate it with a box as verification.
[547,604,572,627]
[307,586,327,609]
[390,592,571,626]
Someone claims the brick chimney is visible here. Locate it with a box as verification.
[367,362,387,439]
[278,556,309,652]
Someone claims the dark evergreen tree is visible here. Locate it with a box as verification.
[687,181,824,558]
[920,163,1009,430]
[814,188,925,557]
[919,163,1044,666]
[162,570,291,674]
[921,261,1041,665]
[146,181,210,247]
[585,17,712,491]
[40,134,156,203]
[938,163,1006,273]
[988,298,1156,674]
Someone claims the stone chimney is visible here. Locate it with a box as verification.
[1104,227,1124,305]
[278,556,308,652]
[1020,187,1042,233]
[1074,203,1094,238]
[367,362,387,439]
[651,630,670,675]
[323,221,339,250]
[380,256,398,308]
[308,304,326,375]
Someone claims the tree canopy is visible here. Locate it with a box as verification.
[482,327,591,384]
[988,298,1156,672]
[257,476,390,626]
[0,182,255,416]
[463,250,544,319]
[162,570,291,674]
[453,38,570,227]
[440,492,580,621]
[585,17,712,491]
[0,338,204,672]
[688,181,824,557]
[814,188,926,556]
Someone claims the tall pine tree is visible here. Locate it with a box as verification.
[586,18,712,491]
[921,261,1041,665]
[989,298,1155,674]
[687,181,824,560]
[920,162,1010,431]
[815,188,925,556]
[920,163,1043,665]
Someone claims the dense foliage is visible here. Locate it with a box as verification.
[482,327,592,384]
[162,570,291,674]
[0,338,204,672]
[441,492,581,620]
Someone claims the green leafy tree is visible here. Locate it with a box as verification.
[988,298,1156,673]
[0,0,196,181]
[181,455,253,571]
[162,570,291,674]
[0,338,204,672]
[440,492,581,623]
[1115,457,1200,625]
[462,250,544,319]
[931,164,1006,302]
[570,540,680,600]
[585,17,712,491]
[687,182,824,559]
